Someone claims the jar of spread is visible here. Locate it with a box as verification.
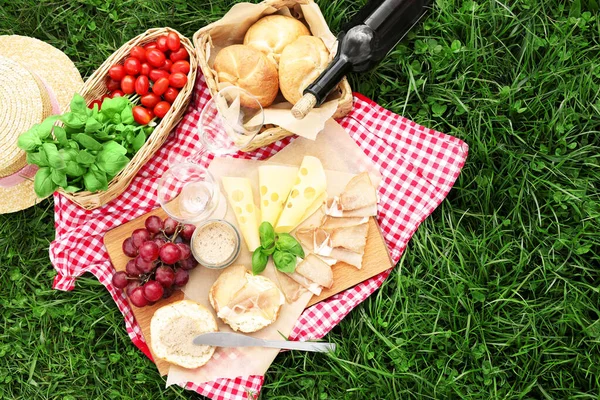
[191,219,240,269]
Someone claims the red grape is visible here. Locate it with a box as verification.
[178,256,197,271]
[126,280,141,296]
[131,228,151,248]
[125,259,141,276]
[162,286,175,299]
[112,271,129,289]
[177,243,191,259]
[143,280,164,302]
[163,217,178,235]
[122,237,138,257]
[135,255,155,274]
[174,268,189,286]
[139,241,159,262]
[160,243,182,264]
[129,287,149,307]
[152,236,167,248]
[181,224,196,241]
[173,235,184,244]
[145,215,163,234]
[155,266,175,288]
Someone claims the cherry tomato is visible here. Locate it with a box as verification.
[163,87,179,104]
[108,65,125,81]
[159,59,173,71]
[130,46,146,62]
[106,78,121,91]
[146,49,166,67]
[140,63,152,76]
[141,93,161,108]
[156,36,169,52]
[169,72,187,88]
[147,109,155,120]
[144,42,158,51]
[149,69,170,82]
[121,75,136,94]
[170,60,190,75]
[152,77,169,96]
[110,90,125,98]
[135,75,150,96]
[167,32,181,52]
[154,101,171,118]
[89,99,102,110]
[169,47,189,62]
[124,57,142,75]
[133,106,152,125]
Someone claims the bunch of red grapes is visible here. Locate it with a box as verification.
[112,215,197,307]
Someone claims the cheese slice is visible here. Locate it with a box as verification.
[258,165,298,226]
[221,177,260,251]
[275,156,327,233]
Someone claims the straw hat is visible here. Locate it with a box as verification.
[0,35,83,214]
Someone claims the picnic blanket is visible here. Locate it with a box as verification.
[49,76,468,399]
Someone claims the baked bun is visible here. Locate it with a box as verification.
[243,15,310,65]
[209,265,284,333]
[150,300,218,369]
[213,45,279,108]
[278,36,330,105]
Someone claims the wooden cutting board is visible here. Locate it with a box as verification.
[104,207,392,376]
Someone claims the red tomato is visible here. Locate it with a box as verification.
[141,93,161,108]
[140,63,152,76]
[135,75,150,96]
[106,78,121,92]
[156,36,169,52]
[159,59,173,71]
[169,47,189,62]
[132,106,152,125]
[121,75,136,94]
[149,69,170,82]
[170,60,190,75]
[169,72,187,88]
[130,46,146,62]
[154,101,171,118]
[163,87,179,104]
[152,77,169,96]
[108,65,125,81]
[88,99,102,110]
[167,32,181,52]
[124,57,142,75]
[147,109,155,120]
[110,90,125,98]
[144,42,158,51]
[146,49,166,67]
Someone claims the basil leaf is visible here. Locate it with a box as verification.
[53,126,68,146]
[100,97,127,119]
[73,133,103,151]
[63,185,81,193]
[68,140,80,150]
[65,161,86,177]
[70,93,88,118]
[273,250,297,273]
[252,248,268,275]
[121,105,134,125]
[42,143,65,170]
[83,169,108,192]
[33,167,57,198]
[85,117,102,133]
[17,130,42,152]
[61,112,85,129]
[102,141,127,155]
[27,150,49,167]
[96,146,129,176]
[132,130,146,152]
[276,233,302,252]
[288,242,305,258]
[51,168,67,187]
[76,150,96,165]
[259,221,276,249]
[60,148,78,162]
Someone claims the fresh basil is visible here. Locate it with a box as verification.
[17,130,42,152]
[53,126,68,146]
[26,150,49,167]
[84,117,102,134]
[252,248,269,275]
[76,150,96,165]
[73,133,103,151]
[65,161,86,177]
[42,143,65,170]
[51,168,68,187]
[259,221,275,249]
[83,169,108,192]
[251,221,304,274]
[61,112,85,129]
[70,94,88,118]
[96,146,129,176]
[273,250,297,273]
[33,167,57,198]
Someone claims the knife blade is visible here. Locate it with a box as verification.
[193,332,336,353]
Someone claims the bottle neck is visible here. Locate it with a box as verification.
[304,54,352,105]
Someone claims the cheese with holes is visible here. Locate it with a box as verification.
[258,165,298,226]
[221,177,260,251]
[275,156,327,233]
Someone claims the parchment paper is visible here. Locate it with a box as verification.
[201,1,341,139]
[166,121,382,386]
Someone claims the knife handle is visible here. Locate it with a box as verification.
[264,340,336,353]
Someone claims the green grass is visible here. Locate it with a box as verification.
[1,0,600,398]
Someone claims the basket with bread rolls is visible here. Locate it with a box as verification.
[193,0,353,151]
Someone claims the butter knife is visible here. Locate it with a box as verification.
[193,332,336,353]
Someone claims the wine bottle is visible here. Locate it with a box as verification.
[292,0,432,119]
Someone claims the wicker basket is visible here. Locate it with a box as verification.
[193,0,353,151]
[59,28,198,210]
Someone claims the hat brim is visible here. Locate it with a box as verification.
[0,180,51,214]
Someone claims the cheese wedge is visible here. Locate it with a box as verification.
[258,165,298,226]
[275,156,327,233]
[222,177,261,251]
[296,254,334,289]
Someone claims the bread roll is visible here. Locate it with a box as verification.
[243,15,310,65]
[213,45,279,108]
[279,36,330,105]
[150,300,218,369]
